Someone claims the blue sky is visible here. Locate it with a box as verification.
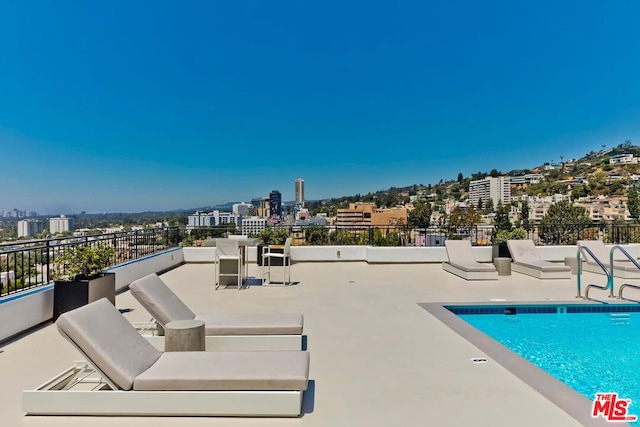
[1,1,639,214]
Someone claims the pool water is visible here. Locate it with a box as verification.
[458,309,640,420]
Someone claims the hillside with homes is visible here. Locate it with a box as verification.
[306,141,640,226]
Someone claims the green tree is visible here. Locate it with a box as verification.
[493,203,512,233]
[448,207,482,238]
[520,200,530,231]
[457,172,463,183]
[628,186,640,222]
[485,198,494,213]
[571,184,588,200]
[373,229,401,246]
[407,201,431,228]
[305,226,329,245]
[589,171,607,192]
[330,229,356,245]
[539,201,591,244]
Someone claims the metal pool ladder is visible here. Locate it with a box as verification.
[576,245,613,300]
[611,245,640,300]
[577,244,640,300]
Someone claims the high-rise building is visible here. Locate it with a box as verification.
[232,202,253,217]
[295,178,304,206]
[251,197,270,218]
[49,215,75,234]
[17,219,44,238]
[469,177,511,208]
[269,190,282,217]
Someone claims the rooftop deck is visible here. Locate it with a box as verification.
[1,260,628,426]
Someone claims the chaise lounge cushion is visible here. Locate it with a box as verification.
[195,313,304,335]
[129,274,197,326]
[508,240,539,263]
[134,351,310,391]
[130,273,304,335]
[444,241,497,273]
[57,299,311,397]
[56,299,162,391]
[512,260,570,272]
[446,262,496,272]
[507,240,571,272]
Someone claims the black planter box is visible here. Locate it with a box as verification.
[492,243,511,260]
[53,272,116,320]
[257,244,290,267]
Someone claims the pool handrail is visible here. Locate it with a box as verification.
[611,245,640,300]
[576,245,613,300]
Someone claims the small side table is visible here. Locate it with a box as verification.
[494,257,512,276]
[564,256,579,275]
[164,320,205,352]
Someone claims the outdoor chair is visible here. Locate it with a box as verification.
[263,237,292,286]
[23,298,310,417]
[442,240,498,280]
[215,238,243,290]
[507,240,571,279]
[130,273,303,350]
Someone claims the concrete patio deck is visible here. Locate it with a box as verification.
[1,261,629,426]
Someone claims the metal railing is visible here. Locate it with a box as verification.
[0,227,183,297]
[4,222,640,298]
[272,222,640,247]
[576,245,613,300]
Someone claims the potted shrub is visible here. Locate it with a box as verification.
[256,228,290,266]
[491,228,526,260]
[52,243,116,320]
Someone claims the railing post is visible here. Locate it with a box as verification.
[576,250,582,298]
[46,239,51,283]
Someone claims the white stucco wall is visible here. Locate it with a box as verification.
[0,248,184,343]
[4,243,640,343]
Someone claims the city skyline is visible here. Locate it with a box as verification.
[2,1,639,214]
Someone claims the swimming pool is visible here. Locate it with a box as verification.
[422,303,640,426]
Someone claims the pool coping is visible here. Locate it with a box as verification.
[420,301,633,427]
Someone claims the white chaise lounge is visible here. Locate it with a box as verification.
[507,240,571,279]
[577,240,640,279]
[442,240,498,280]
[23,298,310,417]
[130,273,303,351]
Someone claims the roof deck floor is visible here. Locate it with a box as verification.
[2,261,626,426]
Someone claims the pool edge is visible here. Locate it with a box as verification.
[420,301,630,427]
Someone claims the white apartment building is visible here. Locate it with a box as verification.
[187,211,241,229]
[49,215,75,234]
[509,174,543,186]
[609,154,638,165]
[242,216,267,236]
[17,219,44,238]
[188,211,214,229]
[468,176,511,208]
[104,226,125,234]
[510,194,571,224]
[510,194,631,224]
[215,210,241,226]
